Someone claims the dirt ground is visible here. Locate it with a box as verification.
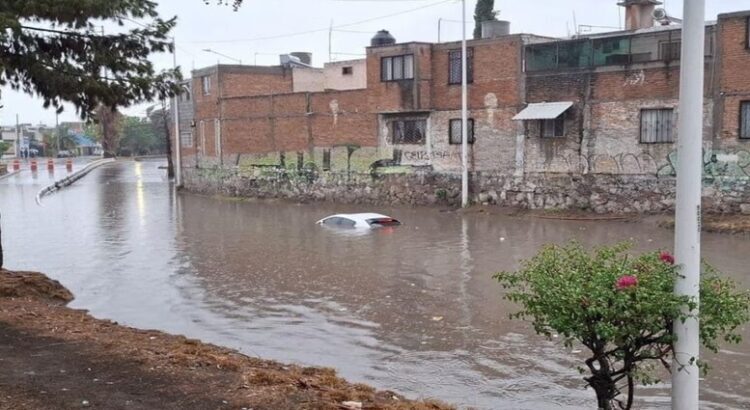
[659,214,750,235]
[0,270,452,410]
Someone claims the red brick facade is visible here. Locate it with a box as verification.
[182,11,750,174]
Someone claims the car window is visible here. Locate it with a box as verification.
[322,217,356,227]
[367,218,401,227]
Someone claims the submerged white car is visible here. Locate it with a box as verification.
[316,213,401,229]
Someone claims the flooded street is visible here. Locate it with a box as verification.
[1,160,748,409]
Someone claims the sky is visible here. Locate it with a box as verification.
[3,0,748,126]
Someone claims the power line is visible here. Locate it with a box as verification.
[186,0,453,44]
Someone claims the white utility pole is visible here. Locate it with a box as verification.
[173,39,182,187]
[460,0,469,208]
[672,1,704,409]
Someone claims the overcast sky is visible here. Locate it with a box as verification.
[3,0,748,126]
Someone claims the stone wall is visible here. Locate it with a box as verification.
[182,166,750,214]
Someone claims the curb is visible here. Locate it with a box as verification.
[35,158,116,205]
[0,169,22,181]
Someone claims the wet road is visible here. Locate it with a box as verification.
[1,160,748,409]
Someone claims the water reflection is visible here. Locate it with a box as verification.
[0,160,748,409]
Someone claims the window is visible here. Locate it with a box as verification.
[540,117,566,138]
[640,109,675,143]
[180,132,193,148]
[390,119,426,144]
[448,48,474,85]
[741,101,750,139]
[381,55,414,81]
[659,41,681,61]
[747,17,750,49]
[342,66,353,75]
[201,76,211,95]
[449,119,475,144]
[322,149,331,171]
[180,90,191,102]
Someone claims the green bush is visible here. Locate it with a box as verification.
[495,241,750,410]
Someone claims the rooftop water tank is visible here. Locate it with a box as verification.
[481,20,511,39]
[371,30,396,47]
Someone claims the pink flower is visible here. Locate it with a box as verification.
[660,251,675,265]
[616,275,638,290]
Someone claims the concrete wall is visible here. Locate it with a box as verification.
[324,59,367,91]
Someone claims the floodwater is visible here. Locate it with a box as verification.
[1,160,748,409]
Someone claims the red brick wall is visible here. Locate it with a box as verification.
[365,43,433,112]
[431,37,522,110]
[216,89,377,157]
[717,12,750,140]
[221,70,293,99]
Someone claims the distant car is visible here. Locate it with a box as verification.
[316,213,401,229]
[57,150,74,158]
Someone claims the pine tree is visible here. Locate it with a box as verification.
[0,0,182,269]
[474,0,498,39]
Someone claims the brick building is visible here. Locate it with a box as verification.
[176,3,750,212]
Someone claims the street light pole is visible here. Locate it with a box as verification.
[460,0,469,208]
[672,1,705,409]
[202,48,242,64]
[173,38,182,187]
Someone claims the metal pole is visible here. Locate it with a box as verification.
[460,0,469,208]
[173,38,182,187]
[672,1,704,409]
[438,18,442,43]
[56,112,60,155]
[15,114,19,158]
[329,20,334,63]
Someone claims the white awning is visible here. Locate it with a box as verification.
[513,102,574,121]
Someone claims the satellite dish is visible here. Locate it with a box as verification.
[652,8,668,21]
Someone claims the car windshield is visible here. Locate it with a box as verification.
[366,218,401,227]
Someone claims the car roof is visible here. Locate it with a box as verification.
[324,213,391,220]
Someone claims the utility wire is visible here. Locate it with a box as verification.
[186,0,453,44]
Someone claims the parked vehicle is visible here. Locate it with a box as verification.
[316,213,401,229]
[56,150,74,158]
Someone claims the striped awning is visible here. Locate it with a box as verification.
[513,102,574,120]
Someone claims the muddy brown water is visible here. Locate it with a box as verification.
[1,160,748,409]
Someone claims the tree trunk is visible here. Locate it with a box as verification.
[161,104,175,179]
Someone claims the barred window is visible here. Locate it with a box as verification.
[180,132,193,148]
[391,119,426,145]
[540,118,565,138]
[741,101,750,139]
[381,55,414,81]
[449,119,475,144]
[640,109,675,143]
[448,48,474,85]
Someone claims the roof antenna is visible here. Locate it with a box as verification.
[572,11,579,36]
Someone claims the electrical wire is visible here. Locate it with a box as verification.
[186,0,454,44]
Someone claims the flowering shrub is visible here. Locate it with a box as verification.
[495,242,750,410]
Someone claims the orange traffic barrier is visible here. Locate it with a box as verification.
[30,159,38,172]
[66,158,73,171]
[12,159,20,171]
[47,158,54,170]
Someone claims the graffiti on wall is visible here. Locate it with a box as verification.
[557,148,750,178]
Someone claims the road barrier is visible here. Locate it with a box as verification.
[36,158,115,205]
[12,159,20,171]
[66,159,73,171]
[47,158,54,171]
[29,160,38,172]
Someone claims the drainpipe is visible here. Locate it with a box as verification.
[172,38,182,187]
[460,0,469,208]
